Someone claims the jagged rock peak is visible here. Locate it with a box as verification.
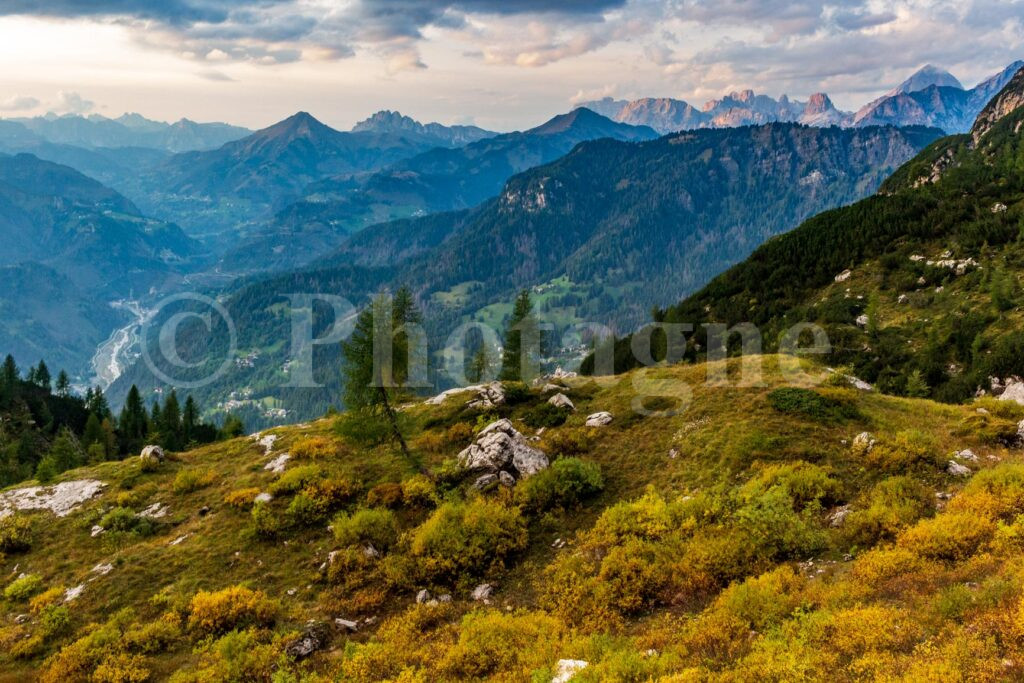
[972,66,1024,144]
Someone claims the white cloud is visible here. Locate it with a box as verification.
[54,90,94,114]
[0,95,40,111]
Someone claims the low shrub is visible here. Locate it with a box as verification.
[30,586,65,614]
[39,604,72,638]
[179,627,283,682]
[543,428,593,456]
[250,501,280,538]
[172,467,217,494]
[288,478,357,525]
[843,476,933,548]
[186,586,278,637]
[99,507,154,536]
[502,382,531,405]
[224,487,261,509]
[0,513,34,552]
[446,422,476,446]
[738,462,841,510]
[366,482,404,508]
[410,499,528,582]
[270,464,322,495]
[91,653,151,683]
[949,464,1024,520]
[5,573,44,602]
[714,565,806,631]
[899,512,996,561]
[521,403,571,429]
[517,458,604,512]
[862,431,942,473]
[333,507,400,551]
[401,475,438,508]
[767,387,856,422]
[291,436,342,459]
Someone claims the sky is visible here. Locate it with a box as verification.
[0,0,1021,132]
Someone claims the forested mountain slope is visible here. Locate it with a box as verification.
[600,67,1024,405]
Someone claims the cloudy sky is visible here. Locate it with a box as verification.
[0,0,1021,131]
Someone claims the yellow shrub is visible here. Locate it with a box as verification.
[862,432,941,473]
[413,431,448,454]
[30,585,66,614]
[899,512,996,561]
[950,464,1024,521]
[223,487,261,509]
[10,633,45,659]
[269,464,321,494]
[291,436,343,459]
[172,467,216,494]
[850,547,928,586]
[714,565,806,631]
[367,482,404,509]
[91,653,151,683]
[186,586,278,637]
[439,610,566,680]
[401,475,438,508]
[446,422,475,446]
[811,605,922,658]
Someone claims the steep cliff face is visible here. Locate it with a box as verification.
[972,66,1024,145]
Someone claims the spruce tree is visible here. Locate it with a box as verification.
[342,288,422,466]
[34,361,51,392]
[162,390,183,450]
[500,289,539,382]
[183,395,198,446]
[55,370,70,397]
[1,355,18,387]
[119,385,149,453]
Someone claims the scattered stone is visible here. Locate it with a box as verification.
[363,544,380,559]
[471,583,495,602]
[90,525,105,538]
[335,618,359,633]
[498,471,516,488]
[466,382,507,411]
[416,589,431,604]
[473,473,499,491]
[852,432,876,455]
[541,384,562,393]
[897,294,910,304]
[264,453,291,473]
[198,506,210,516]
[457,419,549,479]
[287,588,298,596]
[846,375,873,391]
[827,505,852,528]
[286,622,329,659]
[547,393,575,411]
[947,460,972,477]
[140,502,168,519]
[585,412,613,428]
[139,445,165,466]
[14,614,29,624]
[437,594,453,603]
[993,202,1009,213]
[855,314,869,327]
[0,479,106,519]
[63,585,84,603]
[169,535,189,546]
[362,616,378,627]
[834,270,852,283]
[668,448,679,459]
[977,408,990,415]
[552,538,567,549]
[254,492,273,504]
[936,491,953,501]
[91,563,113,576]
[253,433,278,455]
[552,659,589,683]
[955,449,979,463]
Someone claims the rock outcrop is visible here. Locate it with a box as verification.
[0,480,105,519]
[972,66,1024,144]
[585,412,613,428]
[457,419,549,481]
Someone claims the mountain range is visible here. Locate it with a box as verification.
[581,62,1024,135]
[109,121,941,427]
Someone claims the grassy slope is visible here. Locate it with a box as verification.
[3,357,1024,680]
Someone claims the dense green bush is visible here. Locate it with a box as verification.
[4,573,44,602]
[0,513,34,552]
[99,507,154,536]
[270,464,322,494]
[521,403,572,429]
[767,388,856,422]
[333,508,400,551]
[410,499,528,582]
[517,458,604,512]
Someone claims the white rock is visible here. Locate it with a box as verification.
[169,534,190,546]
[139,445,165,463]
[466,382,507,411]
[552,659,589,683]
[499,471,516,488]
[0,479,105,519]
[471,583,495,602]
[585,412,613,428]
[897,294,910,304]
[541,384,562,394]
[90,525,105,537]
[947,460,972,477]
[335,618,359,632]
[547,393,575,411]
[852,432,876,455]
[828,505,852,528]
[91,563,113,576]
[834,270,852,283]
[140,502,168,519]
[457,419,549,478]
[264,453,291,473]
[63,585,84,603]
[254,492,274,504]
[415,589,431,604]
[252,433,278,455]
[1000,381,1024,406]
[846,376,873,391]
[955,449,979,463]
[473,473,500,490]
[992,202,1008,213]
[855,314,869,327]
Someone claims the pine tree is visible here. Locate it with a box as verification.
[119,385,149,454]
[34,361,51,392]
[86,387,111,420]
[161,390,183,450]
[342,289,422,466]
[47,429,84,474]
[500,290,539,382]
[55,370,71,397]
[149,401,163,442]
[183,395,198,446]
[1,355,18,387]
[82,413,105,450]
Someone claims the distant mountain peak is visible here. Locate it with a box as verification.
[352,110,420,132]
[889,64,963,96]
[257,111,336,142]
[971,65,1024,144]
